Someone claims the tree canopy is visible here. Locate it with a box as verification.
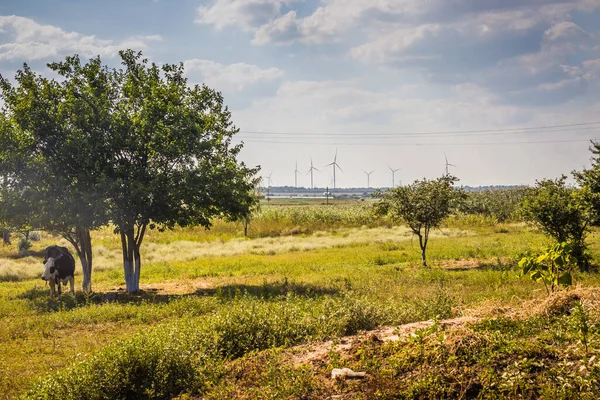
[374,175,463,267]
[574,141,600,226]
[0,59,112,291]
[0,50,260,293]
[521,176,591,271]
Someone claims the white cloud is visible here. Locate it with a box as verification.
[245,0,592,46]
[232,78,600,187]
[235,79,528,134]
[253,10,302,45]
[544,21,588,42]
[0,15,162,61]
[184,59,283,92]
[196,0,293,31]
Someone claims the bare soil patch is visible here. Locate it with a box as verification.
[289,316,477,366]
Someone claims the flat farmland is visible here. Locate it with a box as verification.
[2,203,600,399]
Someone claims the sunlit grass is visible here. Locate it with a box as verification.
[3,215,600,398]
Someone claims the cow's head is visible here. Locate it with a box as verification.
[43,246,63,264]
[41,257,58,281]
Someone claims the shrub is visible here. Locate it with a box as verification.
[25,295,389,399]
[17,237,32,257]
[29,231,41,241]
[521,177,591,271]
[519,242,576,295]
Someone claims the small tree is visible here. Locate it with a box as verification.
[521,176,590,271]
[519,242,575,295]
[374,175,463,267]
[574,141,600,227]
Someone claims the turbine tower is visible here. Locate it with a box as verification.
[389,166,400,188]
[294,161,300,188]
[263,172,273,200]
[444,153,456,176]
[325,149,343,190]
[306,157,319,190]
[263,172,273,188]
[362,170,375,188]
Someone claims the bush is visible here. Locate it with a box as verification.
[29,231,41,242]
[17,237,32,257]
[26,322,208,400]
[521,177,590,271]
[25,295,389,399]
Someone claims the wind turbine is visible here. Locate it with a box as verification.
[325,149,343,190]
[294,161,300,188]
[263,172,273,188]
[362,170,375,188]
[306,157,319,190]
[263,172,273,199]
[389,166,400,188]
[444,153,456,176]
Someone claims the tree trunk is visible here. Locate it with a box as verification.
[63,227,94,292]
[2,231,10,245]
[75,227,93,292]
[121,224,146,293]
[418,232,428,267]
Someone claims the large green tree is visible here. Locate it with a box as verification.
[1,50,259,293]
[0,62,110,291]
[100,50,259,292]
[521,176,591,272]
[374,175,463,267]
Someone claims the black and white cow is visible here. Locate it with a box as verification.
[41,245,75,296]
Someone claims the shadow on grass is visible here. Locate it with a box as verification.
[0,272,25,282]
[4,249,46,260]
[17,279,340,313]
[193,280,338,299]
[441,258,517,272]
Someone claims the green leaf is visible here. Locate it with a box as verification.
[530,271,543,282]
[557,272,573,286]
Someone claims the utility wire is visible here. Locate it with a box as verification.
[238,126,599,140]
[236,138,599,147]
[237,121,600,138]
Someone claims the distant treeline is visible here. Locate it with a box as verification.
[263,185,527,194]
[458,187,528,222]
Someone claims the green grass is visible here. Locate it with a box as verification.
[207,303,600,399]
[2,216,600,399]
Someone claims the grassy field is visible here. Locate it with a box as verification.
[2,203,600,399]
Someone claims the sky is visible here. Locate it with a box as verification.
[1,0,600,188]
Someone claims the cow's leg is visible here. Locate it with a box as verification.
[69,276,74,294]
[49,280,56,296]
[57,280,62,296]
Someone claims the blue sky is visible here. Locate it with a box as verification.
[1,0,600,188]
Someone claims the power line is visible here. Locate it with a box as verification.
[237,121,600,138]
[236,138,598,147]
[238,126,599,140]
